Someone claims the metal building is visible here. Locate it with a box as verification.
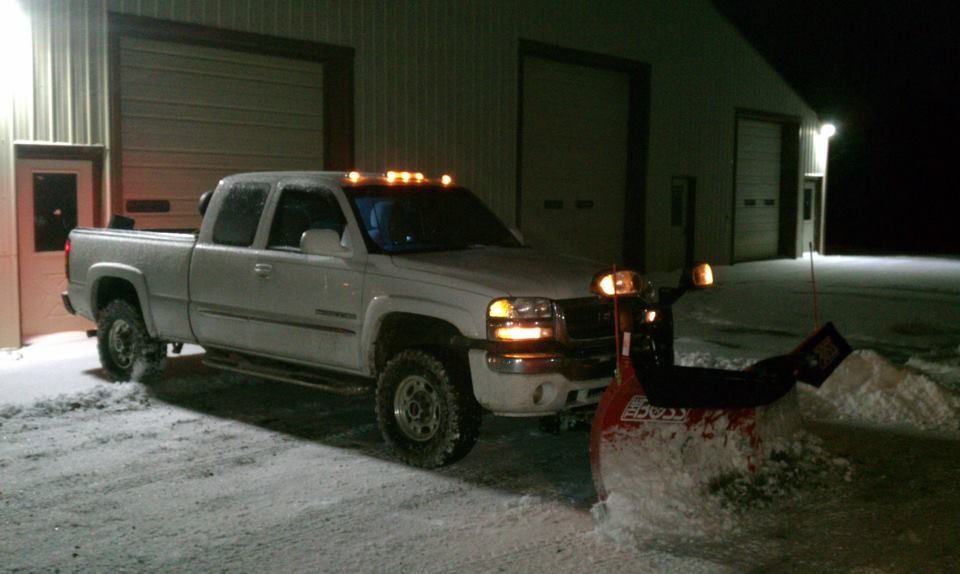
[0,0,833,348]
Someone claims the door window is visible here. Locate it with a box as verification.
[32,173,78,252]
[268,186,346,250]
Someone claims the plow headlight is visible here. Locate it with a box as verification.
[487,298,555,341]
[591,270,648,297]
[691,262,713,287]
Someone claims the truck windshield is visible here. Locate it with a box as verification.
[348,186,522,254]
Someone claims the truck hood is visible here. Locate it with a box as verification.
[389,247,605,300]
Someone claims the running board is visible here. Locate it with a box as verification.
[203,351,373,396]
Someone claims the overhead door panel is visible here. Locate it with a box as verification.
[734,119,781,261]
[120,37,325,229]
[520,57,630,263]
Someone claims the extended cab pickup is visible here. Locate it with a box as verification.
[64,171,617,467]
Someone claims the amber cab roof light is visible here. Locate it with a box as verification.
[342,170,453,186]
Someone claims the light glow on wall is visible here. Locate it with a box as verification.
[815,122,838,171]
[0,0,32,104]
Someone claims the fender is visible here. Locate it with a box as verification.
[360,294,480,373]
[88,263,158,337]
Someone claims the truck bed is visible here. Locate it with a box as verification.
[67,228,198,342]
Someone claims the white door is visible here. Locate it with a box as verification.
[16,159,96,339]
[734,119,782,261]
[520,57,630,263]
[801,179,818,252]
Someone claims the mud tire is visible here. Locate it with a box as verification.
[376,349,481,468]
[97,300,167,382]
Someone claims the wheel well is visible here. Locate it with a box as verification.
[95,278,141,316]
[373,313,463,374]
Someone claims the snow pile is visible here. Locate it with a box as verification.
[592,427,850,546]
[706,433,853,507]
[591,425,745,544]
[1,348,24,361]
[592,390,808,543]
[0,382,150,421]
[679,346,960,435]
[799,350,960,433]
[591,347,960,549]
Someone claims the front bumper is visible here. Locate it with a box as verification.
[469,349,614,416]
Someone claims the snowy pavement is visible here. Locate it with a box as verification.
[2,255,959,573]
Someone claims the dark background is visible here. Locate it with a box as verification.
[713,1,959,255]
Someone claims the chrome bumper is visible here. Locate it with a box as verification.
[485,351,614,380]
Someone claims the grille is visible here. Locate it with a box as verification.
[555,298,615,341]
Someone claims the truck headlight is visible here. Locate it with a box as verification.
[487,297,555,341]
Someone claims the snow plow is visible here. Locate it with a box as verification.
[587,264,852,500]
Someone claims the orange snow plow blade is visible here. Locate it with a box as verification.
[589,323,851,500]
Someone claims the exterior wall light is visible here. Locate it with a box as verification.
[820,123,837,138]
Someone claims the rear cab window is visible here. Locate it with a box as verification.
[212,182,270,247]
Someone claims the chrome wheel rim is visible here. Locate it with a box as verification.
[108,320,134,370]
[394,375,442,442]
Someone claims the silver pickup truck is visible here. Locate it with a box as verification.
[64,171,617,467]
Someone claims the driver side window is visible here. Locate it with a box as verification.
[268,186,346,251]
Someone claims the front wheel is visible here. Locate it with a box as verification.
[376,349,481,468]
[97,300,167,382]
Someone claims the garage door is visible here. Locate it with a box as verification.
[119,37,325,230]
[734,119,781,261]
[519,57,630,263]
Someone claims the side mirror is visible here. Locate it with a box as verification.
[198,190,213,217]
[660,262,714,306]
[301,229,349,256]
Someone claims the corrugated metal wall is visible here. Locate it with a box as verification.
[9,0,521,216]
[19,0,108,145]
[515,0,826,267]
[11,0,827,258]
[1,0,829,346]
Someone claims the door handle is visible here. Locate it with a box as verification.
[254,263,273,278]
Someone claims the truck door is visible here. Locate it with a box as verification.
[189,181,271,350]
[249,184,365,370]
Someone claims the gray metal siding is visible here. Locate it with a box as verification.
[7,0,826,265]
[19,0,108,145]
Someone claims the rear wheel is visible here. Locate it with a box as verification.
[376,349,481,468]
[97,300,166,382]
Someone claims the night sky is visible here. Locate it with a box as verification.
[713,1,959,255]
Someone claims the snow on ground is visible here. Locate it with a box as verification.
[2,255,959,573]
